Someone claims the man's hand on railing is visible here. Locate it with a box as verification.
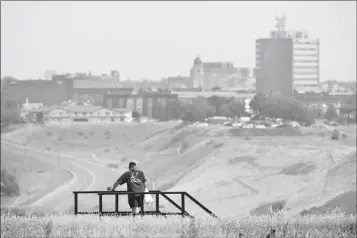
[107,187,114,191]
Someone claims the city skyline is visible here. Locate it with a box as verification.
[1,1,356,82]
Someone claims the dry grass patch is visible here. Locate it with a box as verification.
[1,212,356,238]
[280,161,317,176]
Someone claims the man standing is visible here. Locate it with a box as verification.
[110,161,147,215]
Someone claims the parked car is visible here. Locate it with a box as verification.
[232,123,242,128]
[242,124,254,129]
[224,122,233,127]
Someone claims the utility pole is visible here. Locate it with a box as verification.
[23,143,30,205]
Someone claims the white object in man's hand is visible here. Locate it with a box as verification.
[144,188,154,203]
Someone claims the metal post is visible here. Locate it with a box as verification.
[156,193,160,215]
[141,194,145,215]
[74,193,78,215]
[99,194,103,214]
[115,194,119,213]
[181,193,185,217]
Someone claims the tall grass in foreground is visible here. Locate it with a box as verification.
[1,212,356,238]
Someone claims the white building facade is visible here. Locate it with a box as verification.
[292,32,320,93]
[268,15,321,94]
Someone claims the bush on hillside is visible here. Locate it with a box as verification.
[1,110,21,125]
[1,167,20,197]
[331,129,340,140]
[325,105,339,121]
[107,163,118,169]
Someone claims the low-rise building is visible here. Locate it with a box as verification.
[173,90,255,104]
[40,100,132,124]
[103,92,177,118]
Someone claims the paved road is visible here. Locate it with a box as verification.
[1,139,134,213]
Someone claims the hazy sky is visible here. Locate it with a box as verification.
[1,1,356,81]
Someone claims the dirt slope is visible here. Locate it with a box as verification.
[2,122,356,216]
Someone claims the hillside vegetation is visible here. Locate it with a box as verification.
[1,121,356,216]
[2,212,356,238]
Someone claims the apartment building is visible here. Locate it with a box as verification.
[256,14,320,95]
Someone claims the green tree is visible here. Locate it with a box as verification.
[132,111,141,118]
[227,99,245,117]
[324,105,338,121]
[207,96,230,116]
[346,94,356,108]
[0,167,20,197]
[249,93,267,115]
[180,97,215,122]
[218,104,231,117]
[194,97,215,118]
[167,99,185,120]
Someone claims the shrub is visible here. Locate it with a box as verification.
[331,129,340,140]
[107,163,118,169]
[0,167,20,197]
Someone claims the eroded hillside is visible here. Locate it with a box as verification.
[1,122,356,216]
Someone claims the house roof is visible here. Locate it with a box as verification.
[112,108,132,113]
[60,100,91,106]
[42,104,132,113]
[42,105,102,113]
[175,91,254,99]
[73,79,121,89]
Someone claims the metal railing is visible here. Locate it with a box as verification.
[73,190,219,219]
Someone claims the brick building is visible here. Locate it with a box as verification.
[1,79,72,106]
[103,92,178,119]
[72,79,132,105]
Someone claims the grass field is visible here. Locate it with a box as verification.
[1,211,356,238]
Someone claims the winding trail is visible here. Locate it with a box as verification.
[1,139,127,213]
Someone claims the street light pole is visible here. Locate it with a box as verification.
[23,143,30,205]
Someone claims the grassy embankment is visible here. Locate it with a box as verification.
[1,211,356,238]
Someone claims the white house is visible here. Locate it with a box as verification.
[41,100,132,124]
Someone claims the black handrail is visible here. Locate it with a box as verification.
[73,190,219,220]
[160,193,192,218]
[184,192,220,220]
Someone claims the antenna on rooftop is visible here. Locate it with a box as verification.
[275,13,287,38]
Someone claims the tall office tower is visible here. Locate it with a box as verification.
[256,14,320,95]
